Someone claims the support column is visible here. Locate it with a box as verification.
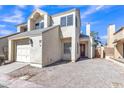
[88,37,93,58]
[44,15,48,28]
[8,40,14,62]
[100,47,104,58]
[71,37,76,62]
[28,19,34,31]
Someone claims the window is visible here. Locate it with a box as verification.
[60,14,73,27]
[40,22,44,29]
[35,21,44,29]
[76,16,78,27]
[49,19,54,27]
[61,16,66,27]
[35,23,40,29]
[77,43,78,54]
[67,14,73,26]
[64,43,71,54]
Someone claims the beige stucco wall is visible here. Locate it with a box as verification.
[107,25,115,47]
[52,9,80,62]
[114,42,123,58]
[42,26,61,66]
[52,12,75,38]
[0,37,8,59]
[75,10,81,60]
[88,36,94,58]
[106,25,124,59]
[113,29,124,42]
[30,36,42,65]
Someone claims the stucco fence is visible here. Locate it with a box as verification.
[95,46,114,59]
[104,47,114,58]
[95,47,105,58]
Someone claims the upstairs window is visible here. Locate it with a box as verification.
[35,23,40,29]
[76,16,78,27]
[67,14,73,26]
[35,21,44,29]
[61,16,66,27]
[60,14,73,27]
[40,22,44,29]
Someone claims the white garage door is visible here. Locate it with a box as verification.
[16,39,30,63]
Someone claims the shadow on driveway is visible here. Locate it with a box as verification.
[45,60,70,67]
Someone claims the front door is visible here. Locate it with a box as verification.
[80,44,85,57]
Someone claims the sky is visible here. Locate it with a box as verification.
[0,5,124,44]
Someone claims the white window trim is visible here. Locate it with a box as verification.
[35,20,44,29]
[61,14,74,27]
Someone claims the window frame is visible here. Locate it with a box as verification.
[35,20,44,29]
[35,22,40,29]
[67,14,73,26]
[64,42,71,54]
[40,21,44,29]
[60,14,73,27]
[60,16,66,27]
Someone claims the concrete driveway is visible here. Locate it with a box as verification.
[0,62,29,74]
[8,59,124,88]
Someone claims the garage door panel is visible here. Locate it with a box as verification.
[16,39,30,63]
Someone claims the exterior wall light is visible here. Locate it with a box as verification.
[39,40,42,47]
[29,39,33,47]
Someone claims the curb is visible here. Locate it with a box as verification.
[107,58,124,68]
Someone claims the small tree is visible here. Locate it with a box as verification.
[90,31,102,47]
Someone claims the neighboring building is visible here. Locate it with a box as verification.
[1,8,94,68]
[107,24,124,59]
[0,32,20,60]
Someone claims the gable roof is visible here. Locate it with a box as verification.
[0,32,21,39]
[80,34,89,39]
[28,9,48,19]
[8,25,59,40]
[17,8,79,27]
[52,8,78,17]
[114,27,124,35]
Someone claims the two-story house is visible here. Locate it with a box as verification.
[6,8,94,68]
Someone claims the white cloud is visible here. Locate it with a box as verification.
[0,24,6,28]
[33,5,44,9]
[17,5,27,9]
[0,30,14,36]
[1,9,24,24]
[81,5,112,19]
[101,35,107,40]
[56,5,83,8]
[96,5,105,10]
